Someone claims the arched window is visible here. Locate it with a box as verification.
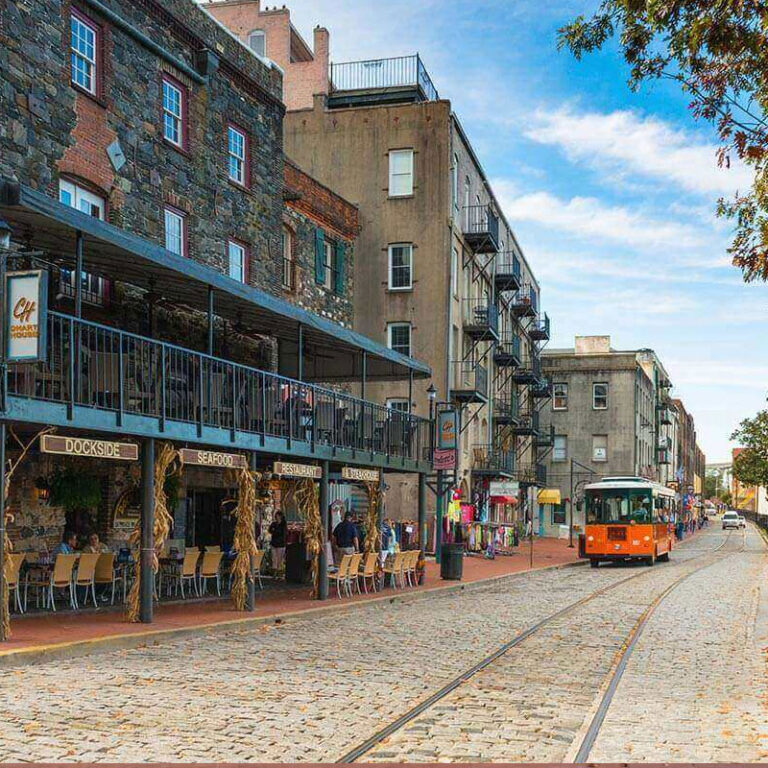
[247,29,266,57]
[282,225,294,290]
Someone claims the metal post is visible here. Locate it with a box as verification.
[318,460,329,600]
[418,472,427,552]
[435,469,444,564]
[569,458,575,548]
[0,422,6,642]
[408,370,413,415]
[140,437,155,624]
[74,230,83,319]
[246,452,257,612]
[297,323,304,382]
[207,286,214,355]
[360,351,367,400]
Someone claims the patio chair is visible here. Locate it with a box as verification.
[403,550,419,587]
[74,552,100,608]
[94,553,117,605]
[346,553,363,595]
[359,552,378,594]
[7,553,25,613]
[171,549,200,598]
[328,554,352,599]
[199,551,224,596]
[25,553,78,611]
[253,549,265,590]
[383,551,406,589]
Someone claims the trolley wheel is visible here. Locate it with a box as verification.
[658,551,670,562]
[589,559,599,568]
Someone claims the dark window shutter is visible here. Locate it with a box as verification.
[334,241,345,294]
[314,228,325,285]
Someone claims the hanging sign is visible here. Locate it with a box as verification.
[41,434,138,461]
[179,448,247,469]
[273,461,322,479]
[437,408,458,450]
[5,269,47,363]
[341,467,380,483]
[433,448,456,471]
[490,480,519,497]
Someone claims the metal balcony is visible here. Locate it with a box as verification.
[529,312,550,341]
[658,449,671,465]
[535,424,555,448]
[471,444,515,476]
[495,252,522,292]
[512,354,541,385]
[493,396,519,426]
[493,334,521,367]
[328,55,439,108]
[531,376,552,399]
[449,360,488,404]
[658,405,673,425]
[462,205,500,254]
[514,463,547,487]
[512,409,540,437]
[510,284,538,318]
[462,299,499,340]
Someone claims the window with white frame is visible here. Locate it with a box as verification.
[58,179,108,305]
[248,29,266,56]
[593,382,608,410]
[387,398,410,414]
[553,382,568,410]
[323,240,335,290]
[388,149,414,197]
[451,247,459,297]
[553,435,567,462]
[164,207,185,257]
[162,76,184,148]
[388,243,413,290]
[592,434,608,462]
[282,226,294,290]
[228,240,247,283]
[387,323,411,357]
[227,125,247,185]
[70,12,98,94]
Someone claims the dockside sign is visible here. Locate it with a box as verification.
[179,448,247,469]
[273,461,322,479]
[341,467,380,483]
[41,435,138,461]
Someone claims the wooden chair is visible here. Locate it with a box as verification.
[74,552,100,608]
[328,554,352,599]
[253,549,265,590]
[404,550,419,587]
[172,549,200,598]
[7,553,25,613]
[383,551,406,589]
[26,553,78,611]
[205,545,221,552]
[94,553,117,605]
[199,551,224,596]
[347,553,363,595]
[359,552,378,594]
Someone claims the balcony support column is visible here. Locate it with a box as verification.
[418,472,427,554]
[360,351,367,400]
[408,370,413,415]
[74,230,83,319]
[297,323,304,382]
[0,422,6,642]
[207,287,214,355]
[318,460,330,601]
[140,437,155,624]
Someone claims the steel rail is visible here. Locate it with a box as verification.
[337,529,736,764]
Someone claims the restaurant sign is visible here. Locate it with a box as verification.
[341,467,380,483]
[489,480,519,497]
[273,461,322,479]
[180,448,247,469]
[433,448,456,471]
[41,435,138,461]
[437,408,458,450]
[5,269,47,363]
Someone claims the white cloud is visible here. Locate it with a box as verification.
[525,107,752,197]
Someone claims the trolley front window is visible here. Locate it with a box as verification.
[586,489,655,524]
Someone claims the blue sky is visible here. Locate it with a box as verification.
[279,0,765,463]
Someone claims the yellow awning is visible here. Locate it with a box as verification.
[538,489,562,505]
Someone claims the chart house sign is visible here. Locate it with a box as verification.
[273,461,322,479]
[180,448,247,469]
[5,269,47,362]
[41,435,139,461]
[341,467,381,483]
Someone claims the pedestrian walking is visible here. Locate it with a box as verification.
[269,511,287,575]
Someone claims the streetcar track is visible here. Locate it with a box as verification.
[337,529,737,764]
[572,527,747,763]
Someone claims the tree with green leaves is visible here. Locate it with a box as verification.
[730,409,768,488]
[559,1,768,281]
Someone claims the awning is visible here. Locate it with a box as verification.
[0,180,431,383]
[538,489,562,505]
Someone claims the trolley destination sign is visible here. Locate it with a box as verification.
[340,467,380,483]
[273,461,322,479]
[179,448,248,469]
[40,435,139,461]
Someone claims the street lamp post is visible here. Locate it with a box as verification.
[427,385,445,564]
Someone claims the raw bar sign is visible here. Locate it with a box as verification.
[341,467,380,483]
[41,435,138,461]
[5,270,47,362]
[180,448,247,469]
[273,461,322,479]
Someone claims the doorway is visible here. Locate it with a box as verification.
[186,489,232,549]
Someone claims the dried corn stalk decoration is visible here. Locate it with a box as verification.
[295,478,322,598]
[363,481,383,554]
[228,465,260,611]
[0,427,55,641]
[126,443,180,623]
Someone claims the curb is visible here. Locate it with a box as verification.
[0,557,586,669]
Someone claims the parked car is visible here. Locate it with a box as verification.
[722,511,741,530]
[738,515,747,529]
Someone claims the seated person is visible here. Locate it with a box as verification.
[82,531,108,554]
[52,530,78,556]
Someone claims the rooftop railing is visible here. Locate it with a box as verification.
[329,55,439,101]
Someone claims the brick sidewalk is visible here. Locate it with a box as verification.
[0,536,580,659]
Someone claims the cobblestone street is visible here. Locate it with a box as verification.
[0,526,764,763]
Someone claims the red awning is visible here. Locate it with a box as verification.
[491,496,518,504]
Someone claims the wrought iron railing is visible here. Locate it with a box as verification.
[329,55,439,101]
[495,334,521,361]
[472,444,515,474]
[463,204,500,245]
[495,252,521,282]
[5,312,432,463]
[493,395,518,421]
[532,312,549,337]
[461,298,499,335]
[450,360,488,397]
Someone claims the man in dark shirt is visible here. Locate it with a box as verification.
[333,512,359,555]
